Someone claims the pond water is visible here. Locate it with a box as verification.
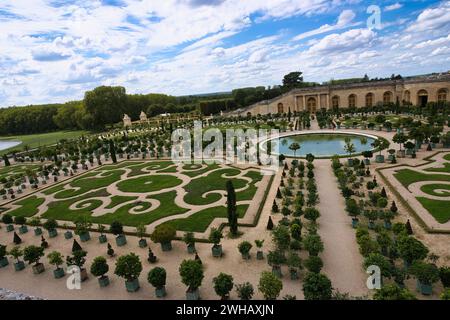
[0,140,21,151]
[263,133,377,158]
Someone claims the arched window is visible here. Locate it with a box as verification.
[277,103,284,114]
[331,96,340,109]
[365,93,374,107]
[438,89,448,102]
[404,90,411,103]
[383,91,392,104]
[348,94,357,108]
[417,89,428,107]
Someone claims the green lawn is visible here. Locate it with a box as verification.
[420,184,450,197]
[0,130,89,155]
[163,205,249,233]
[417,197,450,224]
[424,163,450,174]
[117,174,182,193]
[394,169,450,188]
[183,168,247,205]
[444,153,450,162]
[4,160,265,231]
[5,196,45,217]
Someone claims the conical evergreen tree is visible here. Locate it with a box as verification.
[266,216,274,230]
[72,239,83,253]
[381,187,387,198]
[109,140,117,164]
[13,232,22,244]
[276,188,282,199]
[107,243,115,257]
[405,220,413,235]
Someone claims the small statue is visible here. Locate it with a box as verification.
[107,243,115,257]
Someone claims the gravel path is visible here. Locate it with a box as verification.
[315,160,369,296]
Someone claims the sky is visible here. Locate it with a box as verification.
[0,0,449,107]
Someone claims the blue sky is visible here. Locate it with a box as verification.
[0,0,449,107]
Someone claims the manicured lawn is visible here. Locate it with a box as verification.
[163,204,249,233]
[53,170,125,199]
[444,153,450,161]
[420,184,450,197]
[394,169,450,188]
[5,160,266,231]
[0,130,89,155]
[5,196,45,217]
[183,168,247,205]
[417,197,450,224]
[117,174,182,193]
[425,163,450,174]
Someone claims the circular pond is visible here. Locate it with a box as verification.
[263,132,377,158]
[0,140,21,151]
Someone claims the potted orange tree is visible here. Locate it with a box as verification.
[90,256,110,287]
[43,219,58,238]
[114,253,142,292]
[9,246,25,271]
[23,245,45,274]
[151,224,176,252]
[179,259,204,300]
[110,221,127,246]
[0,244,8,268]
[47,251,65,279]
[147,267,167,298]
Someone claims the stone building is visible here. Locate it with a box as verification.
[237,72,450,116]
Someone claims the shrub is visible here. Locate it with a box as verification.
[409,261,440,285]
[258,271,283,300]
[90,256,109,278]
[150,225,176,244]
[397,236,429,265]
[373,284,416,300]
[14,216,26,225]
[43,219,58,231]
[213,273,234,300]
[238,241,252,255]
[271,225,291,251]
[363,253,393,278]
[147,267,167,289]
[302,234,324,256]
[114,253,142,282]
[304,208,320,222]
[183,232,195,246]
[302,272,332,300]
[110,221,124,235]
[74,217,92,236]
[1,214,13,224]
[290,224,302,241]
[179,259,204,291]
[235,282,254,300]
[23,245,44,266]
[66,250,87,269]
[304,256,323,273]
[208,228,223,246]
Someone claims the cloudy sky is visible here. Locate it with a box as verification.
[0,0,449,107]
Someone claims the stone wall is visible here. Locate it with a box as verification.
[240,75,450,116]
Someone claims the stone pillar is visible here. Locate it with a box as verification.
[303,95,306,112]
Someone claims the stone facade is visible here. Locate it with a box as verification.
[237,72,450,116]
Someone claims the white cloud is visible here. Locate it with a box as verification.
[293,9,359,41]
[385,3,403,12]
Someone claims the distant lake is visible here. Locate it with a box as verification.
[0,140,21,151]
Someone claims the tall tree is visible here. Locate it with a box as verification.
[84,86,127,128]
[226,180,238,236]
[109,140,117,164]
[282,71,304,90]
